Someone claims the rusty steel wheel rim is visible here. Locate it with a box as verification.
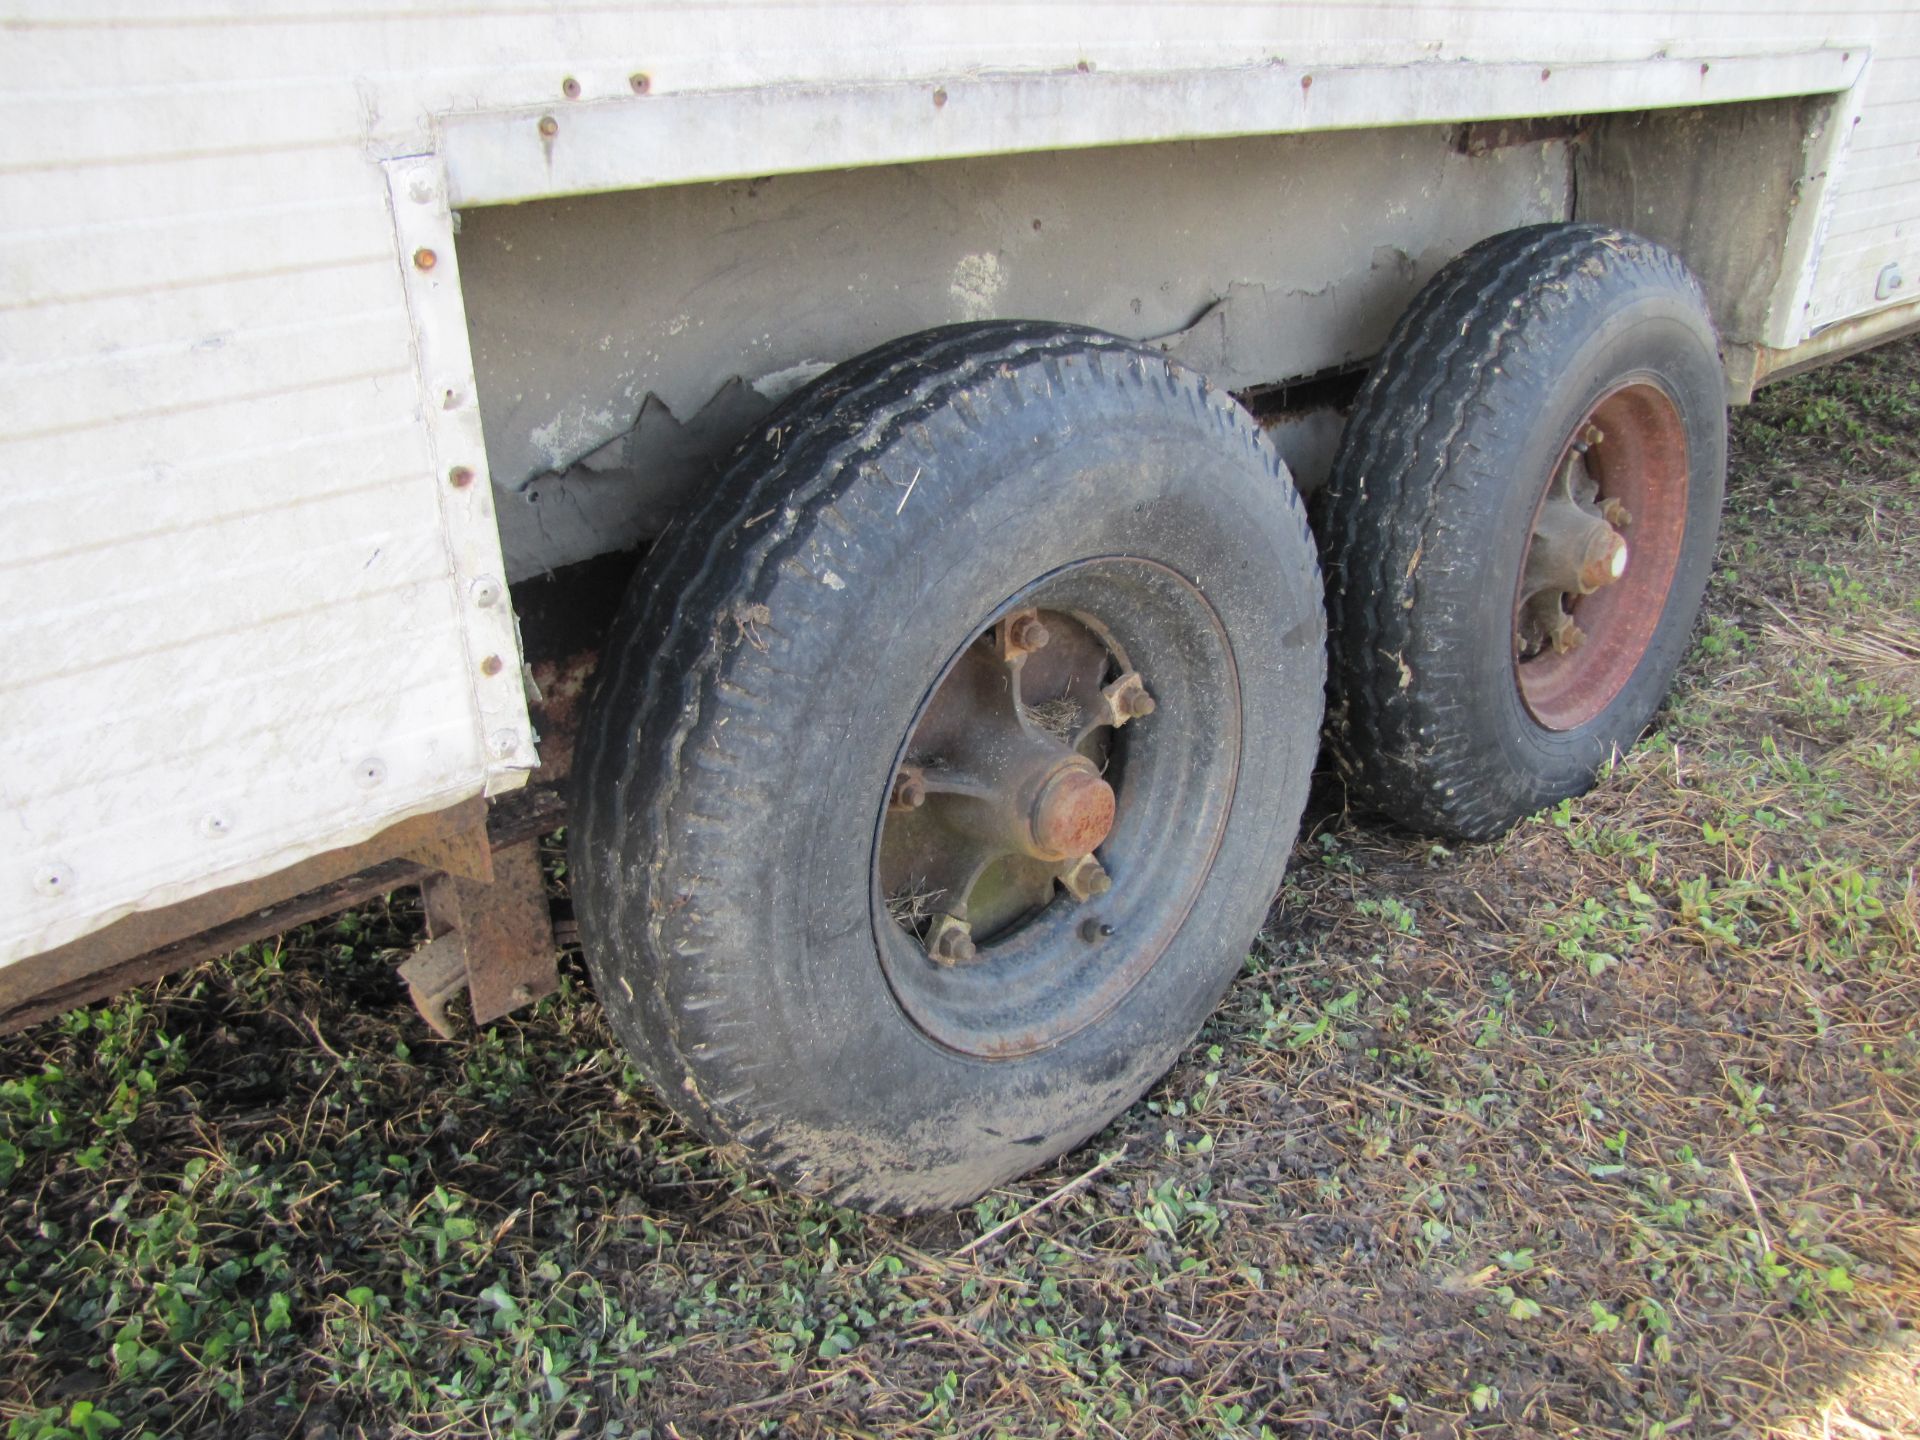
[871,558,1240,1059]
[1513,380,1690,732]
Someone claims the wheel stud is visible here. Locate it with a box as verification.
[889,766,927,811]
[925,914,976,966]
[1601,497,1633,528]
[1078,917,1116,943]
[1060,854,1112,902]
[1102,671,1156,726]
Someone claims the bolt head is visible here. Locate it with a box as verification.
[412,247,437,270]
[449,465,476,489]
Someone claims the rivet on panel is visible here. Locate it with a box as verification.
[470,577,503,608]
[200,813,232,839]
[538,115,560,138]
[932,87,948,108]
[480,655,505,677]
[562,76,581,99]
[33,863,73,898]
[356,758,387,789]
[449,465,476,488]
[489,730,521,759]
[413,247,437,270]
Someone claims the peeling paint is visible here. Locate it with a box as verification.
[950,252,1006,320]
[529,401,622,471]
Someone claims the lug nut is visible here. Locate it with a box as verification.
[1549,615,1586,655]
[889,767,927,811]
[1060,855,1112,902]
[1102,671,1156,726]
[1601,497,1633,528]
[926,914,976,966]
[1007,613,1051,652]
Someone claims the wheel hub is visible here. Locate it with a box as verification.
[1518,425,1632,657]
[878,604,1152,963]
[1513,383,1690,731]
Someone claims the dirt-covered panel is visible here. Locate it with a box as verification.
[1574,96,1828,348]
[458,125,1568,579]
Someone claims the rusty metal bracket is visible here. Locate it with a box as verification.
[408,820,495,884]
[400,837,558,1038]
[398,936,471,1040]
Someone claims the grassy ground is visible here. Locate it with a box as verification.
[4,339,1919,1440]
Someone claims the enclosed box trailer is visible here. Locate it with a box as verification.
[4,2,1918,1209]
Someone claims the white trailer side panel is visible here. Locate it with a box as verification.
[1808,36,1920,326]
[3,0,1919,972]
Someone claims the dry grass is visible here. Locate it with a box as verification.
[3,340,1919,1439]
[1026,698,1086,745]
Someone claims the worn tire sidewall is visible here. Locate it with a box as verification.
[610,353,1322,1203]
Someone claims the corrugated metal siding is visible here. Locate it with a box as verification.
[3,0,1918,971]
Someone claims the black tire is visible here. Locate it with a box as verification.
[1318,224,1726,841]
[570,322,1324,1213]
